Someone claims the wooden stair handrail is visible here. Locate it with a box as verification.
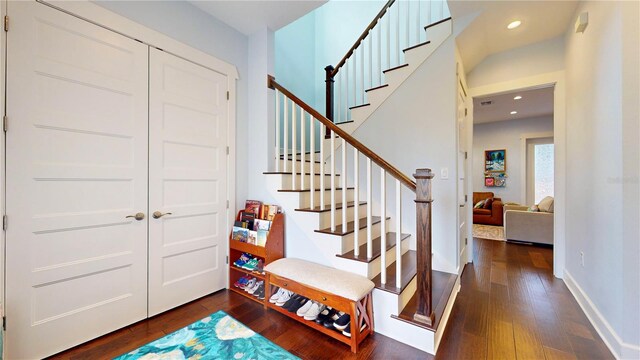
[269,75,417,192]
[331,0,395,78]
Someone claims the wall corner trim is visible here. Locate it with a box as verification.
[563,270,640,360]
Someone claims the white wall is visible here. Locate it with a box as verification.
[353,36,459,274]
[563,1,640,358]
[467,36,565,89]
[93,0,250,210]
[472,116,553,204]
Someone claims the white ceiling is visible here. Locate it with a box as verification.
[473,86,553,124]
[451,0,578,72]
[189,0,327,36]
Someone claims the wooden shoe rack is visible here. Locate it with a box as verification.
[228,211,284,305]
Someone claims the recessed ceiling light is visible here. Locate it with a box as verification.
[514,95,522,100]
[510,111,518,115]
[507,20,522,29]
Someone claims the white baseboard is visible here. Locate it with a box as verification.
[564,270,640,360]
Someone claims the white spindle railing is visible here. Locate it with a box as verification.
[310,116,315,209]
[330,130,336,231]
[275,89,280,172]
[366,158,373,259]
[319,123,325,210]
[341,138,348,232]
[353,149,360,256]
[283,97,288,172]
[329,0,450,123]
[291,100,297,189]
[395,179,402,287]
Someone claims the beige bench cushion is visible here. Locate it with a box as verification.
[265,258,375,301]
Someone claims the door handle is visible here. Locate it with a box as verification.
[126,212,145,221]
[153,211,172,219]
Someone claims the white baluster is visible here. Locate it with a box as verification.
[291,101,297,189]
[406,0,410,49]
[368,33,373,90]
[310,117,315,210]
[417,0,421,42]
[345,61,350,119]
[386,10,390,69]
[377,18,382,86]
[320,123,325,210]
[396,179,402,288]
[396,1,400,65]
[330,130,336,231]
[337,71,342,123]
[283,97,288,172]
[300,108,305,190]
[366,158,372,259]
[352,52,357,108]
[360,44,364,104]
[341,138,347,232]
[275,89,280,172]
[353,149,360,257]
[380,169,387,284]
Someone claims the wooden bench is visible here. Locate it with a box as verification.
[264,258,375,353]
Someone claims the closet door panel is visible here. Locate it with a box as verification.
[5,2,149,359]
[148,48,228,316]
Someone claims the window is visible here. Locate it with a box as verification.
[534,143,554,203]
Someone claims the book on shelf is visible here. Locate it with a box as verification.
[256,229,268,247]
[247,230,258,245]
[231,226,249,243]
[261,204,281,221]
[245,200,262,217]
[253,219,271,232]
[234,220,251,229]
[239,211,256,230]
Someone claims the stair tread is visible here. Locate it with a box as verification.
[337,232,411,263]
[315,216,389,236]
[382,63,409,73]
[365,84,389,93]
[372,250,417,294]
[349,103,370,110]
[391,270,457,331]
[424,16,452,30]
[279,155,321,164]
[296,201,366,213]
[263,171,339,177]
[278,187,354,193]
[403,40,431,53]
[336,120,354,125]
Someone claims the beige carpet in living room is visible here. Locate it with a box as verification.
[472,224,505,241]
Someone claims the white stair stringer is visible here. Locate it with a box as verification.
[374,276,461,355]
[324,18,452,157]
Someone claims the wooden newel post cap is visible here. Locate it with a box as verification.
[414,168,434,203]
[324,65,335,80]
[267,74,276,89]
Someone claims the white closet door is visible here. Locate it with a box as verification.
[148,48,228,316]
[5,2,149,359]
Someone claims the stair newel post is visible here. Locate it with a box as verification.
[413,168,435,326]
[324,65,335,139]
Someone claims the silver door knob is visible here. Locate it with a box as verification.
[153,211,172,219]
[126,212,145,221]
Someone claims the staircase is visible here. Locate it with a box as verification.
[259,0,459,354]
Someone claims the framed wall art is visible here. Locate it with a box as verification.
[485,149,506,172]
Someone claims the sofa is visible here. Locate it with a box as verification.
[503,196,554,245]
[472,192,504,226]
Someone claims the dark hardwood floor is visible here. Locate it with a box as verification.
[50,238,613,360]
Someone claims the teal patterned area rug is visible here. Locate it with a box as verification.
[114,311,299,360]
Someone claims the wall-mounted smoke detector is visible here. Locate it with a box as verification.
[480,100,493,106]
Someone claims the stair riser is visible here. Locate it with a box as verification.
[334,237,410,279]
[276,173,339,190]
[316,219,383,249]
[315,203,368,229]
[297,188,355,209]
[278,159,321,173]
[365,85,392,109]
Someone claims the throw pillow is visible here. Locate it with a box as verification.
[538,196,554,212]
[474,200,485,209]
[483,198,494,209]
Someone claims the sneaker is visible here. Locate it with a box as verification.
[296,299,314,317]
[255,259,264,274]
[288,297,309,313]
[333,313,350,330]
[282,294,303,311]
[269,288,285,303]
[248,280,263,294]
[233,275,251,288]
[303,302,326,321]
[243,278,257,292]
[251,282,264,296]
[342,322,366,337]
[323,311,342,329]
[315,307,333,324]
[275,290,293,306]
[255,286,265,300]
[233,253,251,268]
[242,258,259,271]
